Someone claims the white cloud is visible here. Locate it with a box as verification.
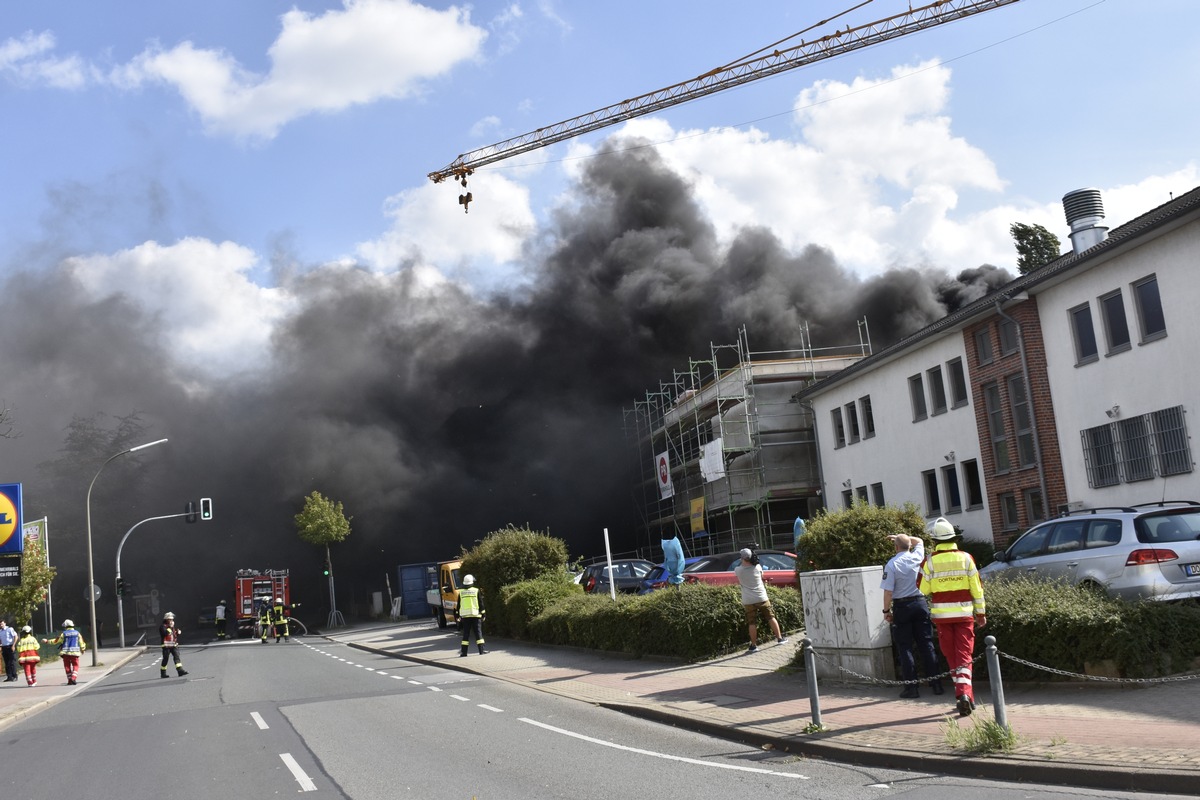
[65,238,293,378]
[114,0,487,139]
[0,31,88,89]
[356,171,537,286]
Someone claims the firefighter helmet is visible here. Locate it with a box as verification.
[21,626,31,633]
[927,517,957,541]
[462,574,476,586]
[62,619,74,628]
[163,612,175,620]
[275,597,283,604]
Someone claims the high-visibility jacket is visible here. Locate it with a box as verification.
[919,542,986,622]
[458,587,483,618]
[16,634,40,664]
[46,628,86,657]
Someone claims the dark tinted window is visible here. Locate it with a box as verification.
[1137,512,1200,543]
[1046,521,1085,554]
[1008,526,1051,560]
[1086,519,1122,548]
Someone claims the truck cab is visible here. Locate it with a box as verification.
[425,560,462,628]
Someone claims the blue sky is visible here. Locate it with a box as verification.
[2,0,1197,372]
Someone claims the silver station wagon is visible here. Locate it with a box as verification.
[980,501,1200,601]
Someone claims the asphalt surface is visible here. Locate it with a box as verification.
[5,622,1198,796]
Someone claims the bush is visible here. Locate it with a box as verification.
[498,572,583,639]
[799,501,927,572]
[459,524,570,636]
[523,583,804,662]
[981,577,1200,680]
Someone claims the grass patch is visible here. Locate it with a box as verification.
[942,712,1019,754]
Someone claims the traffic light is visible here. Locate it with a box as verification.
[322,561,331,577]
[185,501,197,524]
[115,577,125,596]
[200,497,213,520]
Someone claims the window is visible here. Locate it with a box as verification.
[947,358,969,408]
[909,374,928,421]
[845,402,861,443]
[927,366,947,415]
[962,459,984,509]
[1117,415,1154,482]
[942,465,962,513]
[983,382,1010,473]
[1047,520,1085,554]
[1081,424,1120,487]
[860,395,876,438]
[1081,406,1192,486]
[1153,405,1191,476]
[1085,519,1122,548]
[1008,523,1048,558]
[1007,374,1036,468]
[841,489,853,510]
[975,328,994,366]
[1000,492,1019,530]
[1024,488,1046,524]
[856,485,868,503]
[1099,290,1131,354]
[923,469,941,516]
[871,482,885,507]
[1133,275,1166,342]
[831,408,846,448]
[998,318,1019,355]
[1070,303,1099,365]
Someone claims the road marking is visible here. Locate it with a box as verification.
[519,719,808,779]
[280,753,317,792]
[478,704,503,713]
[428,686,443,692]
[450,695,470,702]
[408,680,423,685]
[250,712,269,730]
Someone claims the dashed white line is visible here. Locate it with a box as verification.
[280,753,317,792]
[478,704,503,713]
[518,718,808,779]
[250,712,269,730]
[449,694,470,702]
[428,686,443,692]
[408,680,423,685]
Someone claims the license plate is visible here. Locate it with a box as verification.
[1185,563,1200,577]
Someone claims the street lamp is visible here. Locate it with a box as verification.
[85,438,168,665]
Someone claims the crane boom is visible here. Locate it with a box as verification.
[429,0,1021,187]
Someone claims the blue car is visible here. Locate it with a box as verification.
[637,556,703,594]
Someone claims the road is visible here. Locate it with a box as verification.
[0,631,1183,799]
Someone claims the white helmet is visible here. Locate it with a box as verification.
[928,517,957,541]
[462,574,476,586]
[62,619,75,628]
[163,612,175,620]
[21,625,31,633]
[275,597,283,604]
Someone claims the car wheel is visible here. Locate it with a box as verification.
[1077,580,1106,597]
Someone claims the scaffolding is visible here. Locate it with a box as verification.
[623,325,869,557]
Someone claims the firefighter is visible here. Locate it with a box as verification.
[258,598,273,644]
[42,619,86,685]
[215,599,228,640]
[270,597,291,643]
[159,612,189,678]
[16,625,40,686]
[919,517,986,717]
[458,574,486,657]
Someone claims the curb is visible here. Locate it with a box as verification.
[0,647,145,734]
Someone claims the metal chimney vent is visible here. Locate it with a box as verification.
[1062,188,1108,254]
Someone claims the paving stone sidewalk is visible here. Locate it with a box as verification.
[333,620,1200,796]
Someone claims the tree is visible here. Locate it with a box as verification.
[799,501,927,572]
[1010,222,1062,274]
[0,536,56,628]
[0,401,17,439]
[294,491,352,627]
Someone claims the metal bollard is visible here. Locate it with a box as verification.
[984,635,1008,730]
[801,637,822,729]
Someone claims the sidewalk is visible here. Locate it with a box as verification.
[0,646,145,732]
[330,621,1200,796]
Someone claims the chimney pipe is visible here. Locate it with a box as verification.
[1062,188,1108,254]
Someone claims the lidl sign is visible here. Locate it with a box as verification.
[0,483,23,555]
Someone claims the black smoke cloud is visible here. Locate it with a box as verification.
[0,144,1011,625]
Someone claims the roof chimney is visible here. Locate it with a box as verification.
[1062,188,1108,254]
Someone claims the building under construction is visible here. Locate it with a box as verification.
[624,326,866,556]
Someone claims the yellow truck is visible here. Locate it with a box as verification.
[425,559,463,628]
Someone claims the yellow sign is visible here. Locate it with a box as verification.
[0,491,17,549]
[689,497,706,535]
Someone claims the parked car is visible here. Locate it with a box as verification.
[580,559,656,594]
[637,557,704,594]
[979,501,1200,601]
[681,550,799,588]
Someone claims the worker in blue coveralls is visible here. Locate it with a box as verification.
[662,530,686,588]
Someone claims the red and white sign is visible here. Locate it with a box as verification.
[656,451,674,500]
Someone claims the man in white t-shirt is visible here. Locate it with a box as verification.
[733,548,788,653]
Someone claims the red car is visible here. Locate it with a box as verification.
[681,550,798,588]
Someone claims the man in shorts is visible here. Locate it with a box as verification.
[733,548,788,652]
